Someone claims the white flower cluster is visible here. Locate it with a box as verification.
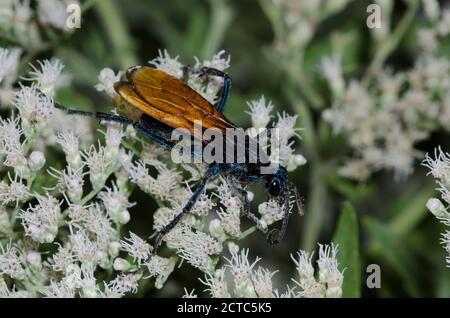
[0,48,308,297]
[184,243,344,298]
[322,4,450,181]
[423,147,450,267]
[263,0,354,53]
[0,0,78,50]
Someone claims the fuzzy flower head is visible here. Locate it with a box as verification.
[199,268,230,298]
[176,226,221,272]
[82,143,112,190]
[246,96,274,130]
[56,130,83,170]
[126,160,181,201]
[0,174,29,206]
[0,47,22,84]
[149,49,184,79]
[24,59,70,97]
[119,232,151,266]
[0,242,25,280]
[19,194,61,243]
[146,255,176,289]
[13,84,55,130]
[48,165,84,203]
[99,183,134,224]
[225,249,261,297]
[95,68,123,98]
[37,0,79,31]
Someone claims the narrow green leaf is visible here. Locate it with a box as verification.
[363,216,421,297]
[332,202,361,298]
[388,183,436,237]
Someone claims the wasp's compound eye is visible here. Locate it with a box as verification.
[268,179,281,196]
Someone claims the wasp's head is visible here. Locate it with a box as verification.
[264,165,289,197]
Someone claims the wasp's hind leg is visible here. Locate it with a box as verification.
[151,164,220,255]
[53,101,134,124]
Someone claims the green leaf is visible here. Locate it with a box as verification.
[332,202,361,298]
[387,183,436,237]
[326,174,375,201]
[363,216,422,297]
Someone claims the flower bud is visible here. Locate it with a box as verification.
[114,257,132,272]
[426,198,447,218]
[28,151,46,171]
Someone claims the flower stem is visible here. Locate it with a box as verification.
[94,0,137,70]
[362,0,420,86]
[201,0,234,59]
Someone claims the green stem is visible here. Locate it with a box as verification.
[238,226,257,240]
[362,0,420,86]
[201,0,234,59]
[95,0,137,69]
[301,163,327,251]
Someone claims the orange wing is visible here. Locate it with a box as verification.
[114,66,236,139]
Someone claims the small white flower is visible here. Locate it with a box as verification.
[0,174,29,206]
[13,84,55,127]
[225,248,260,297]
[95,68,123,97]
[103,273,139,297]
[195,50,231,71]
[19,194,61,243]
[182,288,197,298]
[24,59,70,97]
[320,54,344,96]
[274,112,301,142]
[46,244,74,272]
[176,226,221,272]
[69,228,101,264]
[48,165,85,203]
[37,0,78,31]
[0,47,22,83]
[120,232,151,266]
[252,266,277,298]
[146,255,176,289]
[422,147,450,184]
[199,268,230,298]
[317,243,343,288]
[82,143,112,189]
[99,182,134,224]
[258,199,285,225]
[56,130,83,170]
[80,263,97,298]
[149,49,184,79]
[291,250,315,285]
[126,160,181,200]
[40,280,75,298]
[246,96,274,130]
[0,242,25,279]
[82,204,116,245]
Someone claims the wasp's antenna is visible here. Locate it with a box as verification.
[289,182,303,216]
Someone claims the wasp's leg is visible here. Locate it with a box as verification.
[228,181,268,235]
[152,164,220,255]
[266,192,293,245]
[182,64,193,82]
[133,121,175,150]
[266,210,290,245]
[54,101,134,124]
[193,67,231,113]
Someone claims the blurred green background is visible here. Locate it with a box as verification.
[3,0,450,297]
